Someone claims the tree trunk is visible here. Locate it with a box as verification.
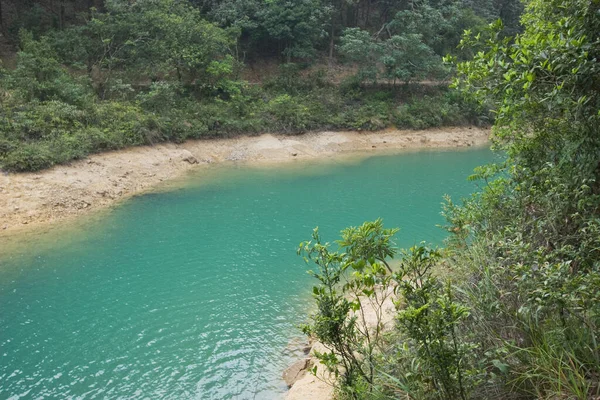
[328,17,335,63]
[0,0,4,34]
[60,2,65,29]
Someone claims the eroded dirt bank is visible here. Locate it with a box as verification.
[0,127,489,237]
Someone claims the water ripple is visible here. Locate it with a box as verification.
[0,149,493,399]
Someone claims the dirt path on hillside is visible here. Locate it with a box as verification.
[0,127,489,238]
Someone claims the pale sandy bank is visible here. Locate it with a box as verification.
[0,127,489,237]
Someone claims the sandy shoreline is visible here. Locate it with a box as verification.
[0,127,489,238]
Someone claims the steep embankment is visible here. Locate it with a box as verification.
[0,128,488,236]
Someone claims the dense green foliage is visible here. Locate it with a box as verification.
[0,61,484,171]
[299,220,397,390]
[301,0,600,399]
[0,0,508,172]
[338,0,486,85]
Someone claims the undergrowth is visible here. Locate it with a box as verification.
[0,41,488,172]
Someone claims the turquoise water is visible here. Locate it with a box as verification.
[0,149,493,399]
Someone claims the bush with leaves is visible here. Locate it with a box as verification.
[391,245,474,400]
[51,0,239,97]
[298,220,398,391]
[300,222,481,399]
[437,0,600,398]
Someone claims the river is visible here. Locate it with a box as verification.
[0,148,494,399]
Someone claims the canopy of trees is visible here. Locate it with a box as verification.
[0,0,500,171]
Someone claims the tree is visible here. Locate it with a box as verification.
[453,0,600,196]
[389,0,487,58]
[338,27,381,83]
[207,0,329,61]
[255,0,329,61]
[466,0,524,36]
[339,0,487,86]
[299,220,398,389]
[380,33,444,85]
[51,0,239,96]
[6,30,91,105]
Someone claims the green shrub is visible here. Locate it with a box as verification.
[2,142,55,171]
[393,245,474,400]
[299,220,398,389]
[392,91,485,129]
[341,101,391,131]
[266,94,311,132]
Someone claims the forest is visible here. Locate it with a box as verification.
[1,0,599,399]
[0,0,520,171]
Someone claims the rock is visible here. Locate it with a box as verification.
[283,358,311,388]
[226,151,245,161]
[181,150,199,164]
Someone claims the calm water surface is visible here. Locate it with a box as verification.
[0,149,494,399]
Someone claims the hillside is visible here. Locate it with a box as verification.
[0,0,519,172]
